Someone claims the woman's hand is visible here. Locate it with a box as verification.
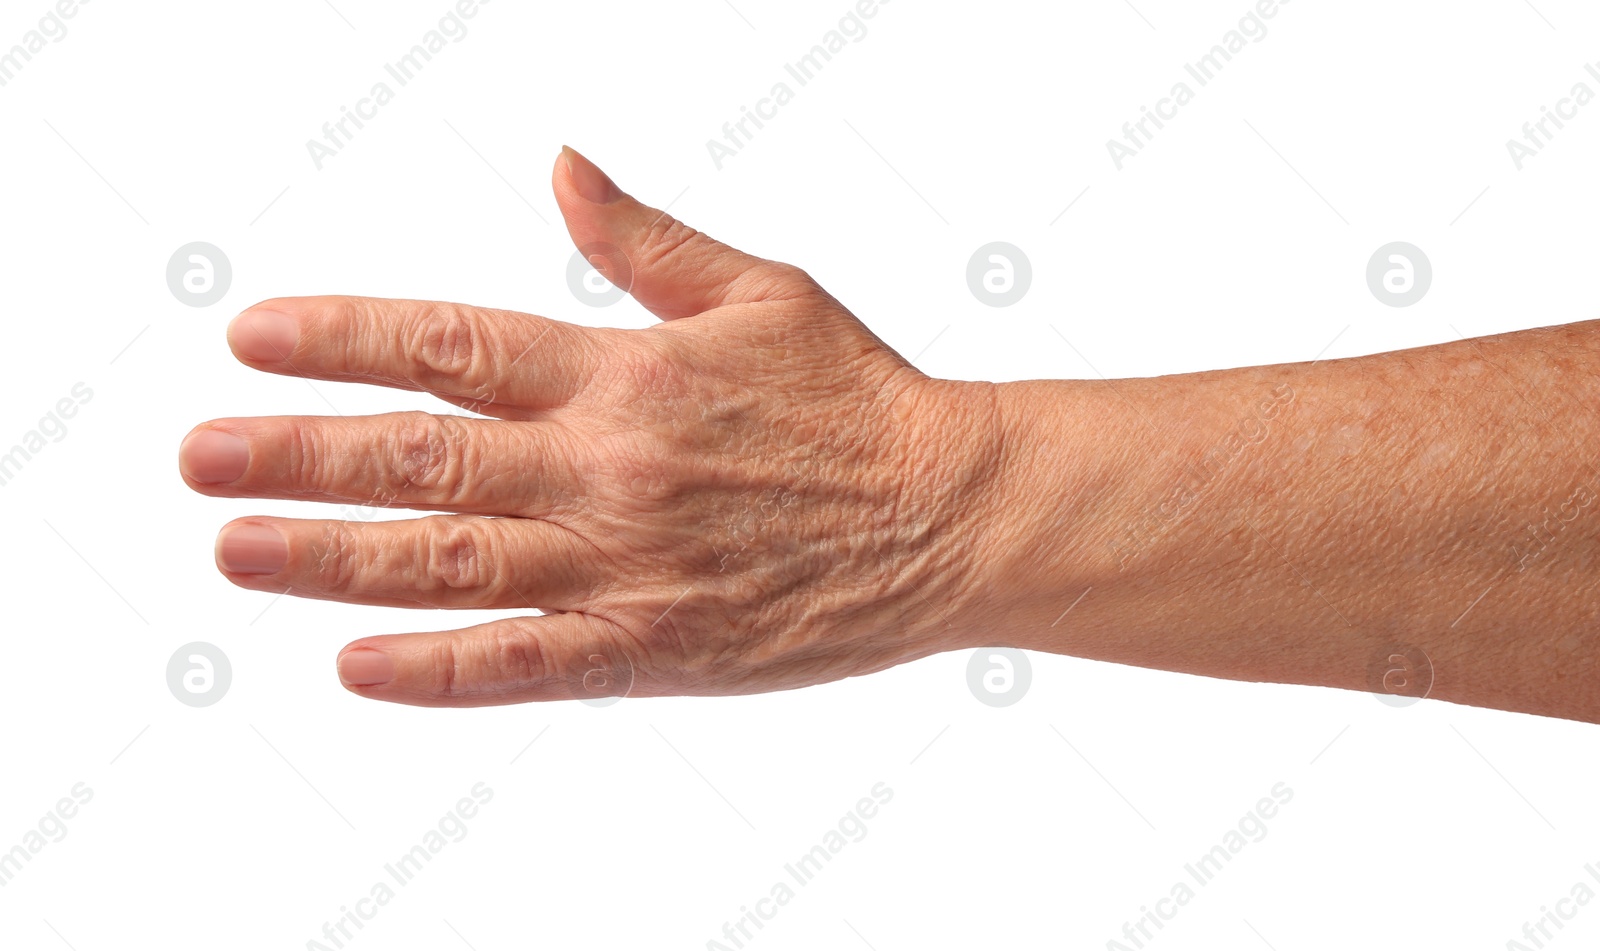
[179,148,1009,706]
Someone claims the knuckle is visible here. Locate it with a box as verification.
[489,625,551,690]
[434,624,549,699]
[729,261,817,303]
[312,520,363,591]
[594,432,676,503]
[409,305,491,383]
[285,421,328,491]
[388,412,472,501]
[435,638,462,698]
[422,518,490,592]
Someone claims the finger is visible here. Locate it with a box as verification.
[553,146,815,320]
[336,612,638,707]
[226,295,610,410]
[213,515,599,611]
[178,412,583,517]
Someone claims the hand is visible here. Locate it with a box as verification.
[179,148,1008,706]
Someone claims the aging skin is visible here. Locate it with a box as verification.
[180,147,1600,722]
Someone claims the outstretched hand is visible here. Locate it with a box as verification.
[179,148,1007,706]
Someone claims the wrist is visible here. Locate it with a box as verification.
[909,375,1132,657]
[976,368,1304,673]
[979,379,1130,653]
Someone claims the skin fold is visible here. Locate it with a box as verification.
[179,147,1600,722]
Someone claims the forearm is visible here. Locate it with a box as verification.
[985,319,1600,722]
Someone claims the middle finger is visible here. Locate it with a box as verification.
[179,411,582,517]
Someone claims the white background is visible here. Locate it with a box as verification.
[2,0,1599,948]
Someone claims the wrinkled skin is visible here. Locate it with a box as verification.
[179,148,1006,706]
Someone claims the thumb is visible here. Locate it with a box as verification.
[552,146,805,320]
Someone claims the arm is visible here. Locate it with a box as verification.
[181,146,1600,722]
[987,323,1600,722]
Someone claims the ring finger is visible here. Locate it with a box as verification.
[214,514,603,610]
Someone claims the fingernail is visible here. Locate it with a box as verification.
[562,145,623,204]
[217,523,288,574]
[228,310,300,363]
[180,430,250,484]
[339,649,394,686]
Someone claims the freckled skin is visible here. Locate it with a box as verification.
[181,147,1600,722]
[993,323,1600,723]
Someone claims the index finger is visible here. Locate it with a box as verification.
[227,295,609,410]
